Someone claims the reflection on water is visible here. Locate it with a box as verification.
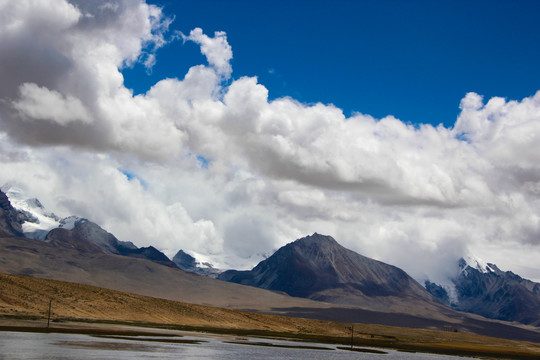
[0,330,476,360]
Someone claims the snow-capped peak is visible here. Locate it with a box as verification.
[461,255,496,274]
[1,183,81,239]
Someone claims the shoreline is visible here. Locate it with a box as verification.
[2,318,540,360]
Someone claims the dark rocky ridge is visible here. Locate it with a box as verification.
[173,250,197,272]
[426,259,540,326]
[45,219,178,268]
[46,219,137,253]
[219,233,434,307]
[0,189,26,237]
[0,187,176,269]
[120,246,177,268]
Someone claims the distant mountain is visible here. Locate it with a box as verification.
[1,186,177,269]
[120,246,176,267]
[219,233,438,312]
[45,219,178,268]
[1,184,68,239]
[425,257,540,326]
[45,218,135,253]
[172,250,221,277]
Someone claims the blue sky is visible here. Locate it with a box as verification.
[124,0,540,128]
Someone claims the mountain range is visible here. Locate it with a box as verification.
[218,233,540,327]
[2,184,179,268]
[2,186,540,342]
[0,187,324,313]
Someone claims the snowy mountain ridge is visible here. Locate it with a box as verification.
[1,184,82,240]
[424,254,495,306]
[461,255,497,275]
[0,185,211,270]
[425,255,540,326]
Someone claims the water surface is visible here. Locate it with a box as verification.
[0,331,477,360]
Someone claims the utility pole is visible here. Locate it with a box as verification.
[47,300,52,328]
[347,324,354,349]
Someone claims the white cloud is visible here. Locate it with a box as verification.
[455,91,540,170]
[13,83,92,125]
[0,0,177,155]
[1,0,540,283]
[182,27,233,79]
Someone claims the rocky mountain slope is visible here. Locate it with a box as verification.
[0,189,26,237]
[219,233,440,313]
[425,257,540,326]
[1,184,67,239]
[45,219,178,268]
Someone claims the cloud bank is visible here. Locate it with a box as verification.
[1,0,540,282]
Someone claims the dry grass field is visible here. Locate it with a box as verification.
[2,273,540,359]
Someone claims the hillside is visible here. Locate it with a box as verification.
[2,273,540,360]
[0,235,324,312]
[0,273,337,333]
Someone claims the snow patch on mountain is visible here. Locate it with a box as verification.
[460,255,497,275]
[59,216,84,230]
[1,183,82,239]
[188,251,217,269]
[172,249,222,277]
[439,281,459,305]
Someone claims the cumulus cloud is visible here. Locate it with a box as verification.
[1,0,540,281]
[13,83,92,125]
[0,0,179,155]
[455,91,540,170]
[182,27,233,78]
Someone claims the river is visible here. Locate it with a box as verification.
[0,330,477,360]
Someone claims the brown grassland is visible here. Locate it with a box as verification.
[2,273,540,359]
